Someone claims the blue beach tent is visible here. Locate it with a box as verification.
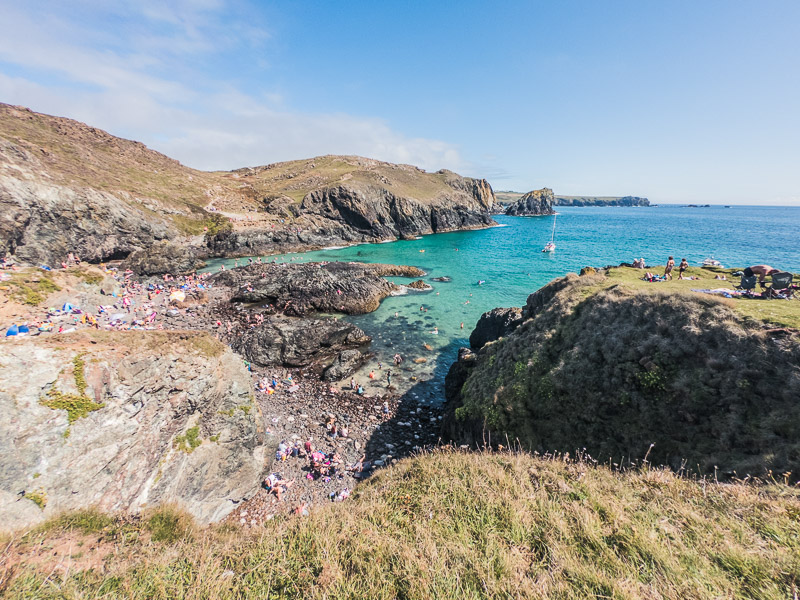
[5,324,19,337]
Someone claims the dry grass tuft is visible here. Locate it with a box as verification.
[2,451,799,599]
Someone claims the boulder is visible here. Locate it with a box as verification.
[469,306,524,349]
[323,349,367,381]
[231,315,370,371]
[0,331,270,531]
[125,242,206,275]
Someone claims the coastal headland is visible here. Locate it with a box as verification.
[1,105,799,598]
[0,104,496,268]
[445,266,800,479]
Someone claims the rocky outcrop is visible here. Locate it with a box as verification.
[554,195,650,207]
[407,280,431,290]
[124,241,206,275]
[469,307,523,349]
[323,349,366,381]
[0,331,270,530]
[211,262,424,315]
[447,271,800,479]
[504,188,555,216]
[0,173,173,265]
[230,316,370,373]
[2,104,498,265]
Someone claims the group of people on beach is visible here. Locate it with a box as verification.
[4,260,217,337]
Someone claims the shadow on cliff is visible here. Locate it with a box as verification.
[358,337,464,478]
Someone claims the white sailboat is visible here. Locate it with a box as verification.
[542,214,556,252]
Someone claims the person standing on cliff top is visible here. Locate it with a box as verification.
[678,258,689,279]
[664,256,675,280]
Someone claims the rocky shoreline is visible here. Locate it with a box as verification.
[0,260,448,528]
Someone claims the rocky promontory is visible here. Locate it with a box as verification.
[447,268,800,479]
[0,104,497,266]
[554,195,650,207]
[504,188,555,216]
[211,261,424,315]
[0,330,270,530]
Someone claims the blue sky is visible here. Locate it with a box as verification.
[0,1,798,204]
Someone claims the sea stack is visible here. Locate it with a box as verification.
[504,188,556,216]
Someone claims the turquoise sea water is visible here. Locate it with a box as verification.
[208,205,799,395]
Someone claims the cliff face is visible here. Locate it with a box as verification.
[554,195,650,207]
[446,270,800,479]
[0,331,270,530]
[0,139,176,264]
[208,165,496,256]
[1,104,496,265]
[504,188,555,216]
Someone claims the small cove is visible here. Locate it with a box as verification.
[205,205,800,399]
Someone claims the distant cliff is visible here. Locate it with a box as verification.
[554,195,650,207]
[0,103,496,265]
[504,188,555,216]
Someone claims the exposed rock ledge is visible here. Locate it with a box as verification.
[211,262,424,315]
[0,331,270,530]
[504,188,555,216]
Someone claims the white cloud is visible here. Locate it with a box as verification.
[0,1,466,174]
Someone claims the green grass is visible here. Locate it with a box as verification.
[603,266,800,329]
[173,426,202,453]
[145,506,195,543]
[39,355,105,436]
[455,268,800,479]
[4,451,800,599]
[37,509,115,534]
[22,490,47,510]
[3,271,61,305]
[71,266,105,285]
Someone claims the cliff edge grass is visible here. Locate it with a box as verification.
[2,451,799,599]
[450,266,800,479]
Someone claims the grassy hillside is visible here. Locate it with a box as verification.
[454,267,800,478]
[3,450,799,599]
[230,156,479,205]
[494,190,523,204]
[1,104,489,215]
[0,104,215,218]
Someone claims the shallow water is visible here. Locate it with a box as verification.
[206,205,800,397]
